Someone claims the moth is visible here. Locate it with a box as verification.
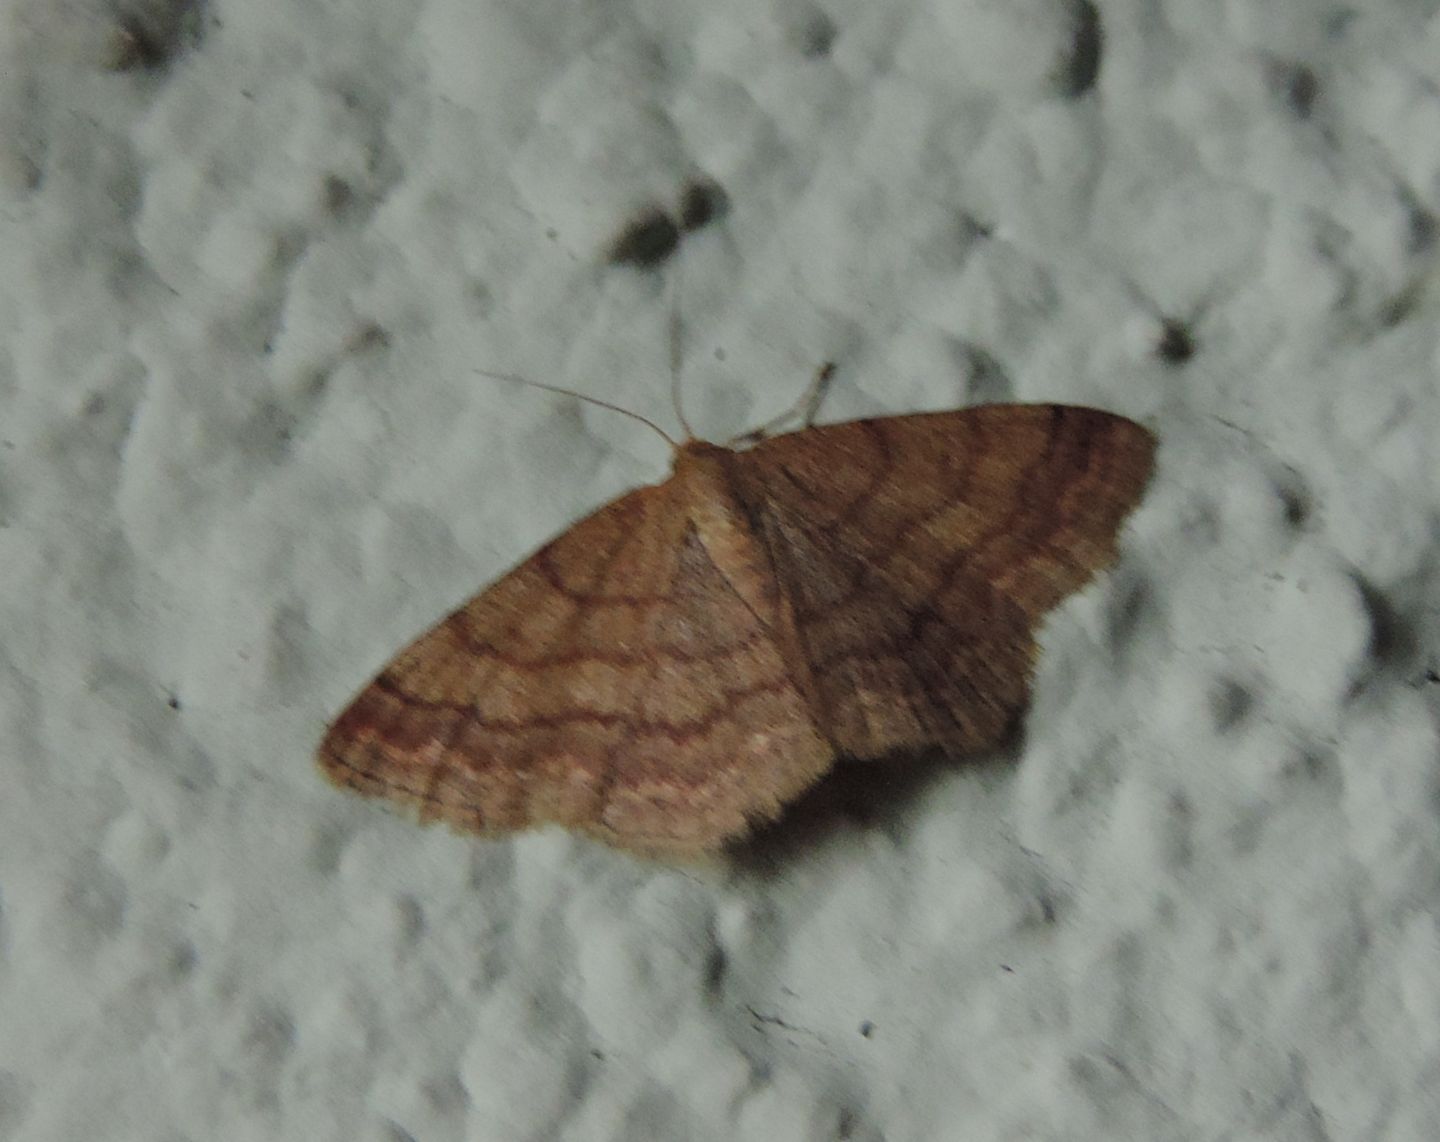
[318,371,1154,859]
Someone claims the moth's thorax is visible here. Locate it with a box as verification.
[669,438,749,540]
[667,438,740,502]
[669,439,778,624]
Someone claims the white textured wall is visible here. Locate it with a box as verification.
[2,0,1438,1138]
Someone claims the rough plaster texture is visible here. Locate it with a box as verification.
[2,0,1439,1139]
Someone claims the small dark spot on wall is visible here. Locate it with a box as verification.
[349,322,391,353]
[793,10,838,58]
[1057,0,1102,97]
[958,342,1013,405]
[109,16,167,70]
[1284,64,1320,119]
[1263,57,1321,120]
[1406,202,1436,255]
[678,178,728,233]
[1273,471,1310,529]
[1352,574,1414,671]
[607,205,681,268]
[1156,318,1195,364]
[107,0,206,72]
[323,175,355,216]
[1379,280,1423,327]
[703,944,727,997]
[1208,677,1253,731]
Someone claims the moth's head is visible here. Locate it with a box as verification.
[669,436,733,477]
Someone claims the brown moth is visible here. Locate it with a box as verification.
[318,384,1155,859]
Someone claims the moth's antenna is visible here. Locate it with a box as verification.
[668,265,697,442]
[473,368,679,449]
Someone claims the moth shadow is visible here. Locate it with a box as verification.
[729,739,1022,873]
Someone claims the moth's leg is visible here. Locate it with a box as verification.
[728,362,838,447]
